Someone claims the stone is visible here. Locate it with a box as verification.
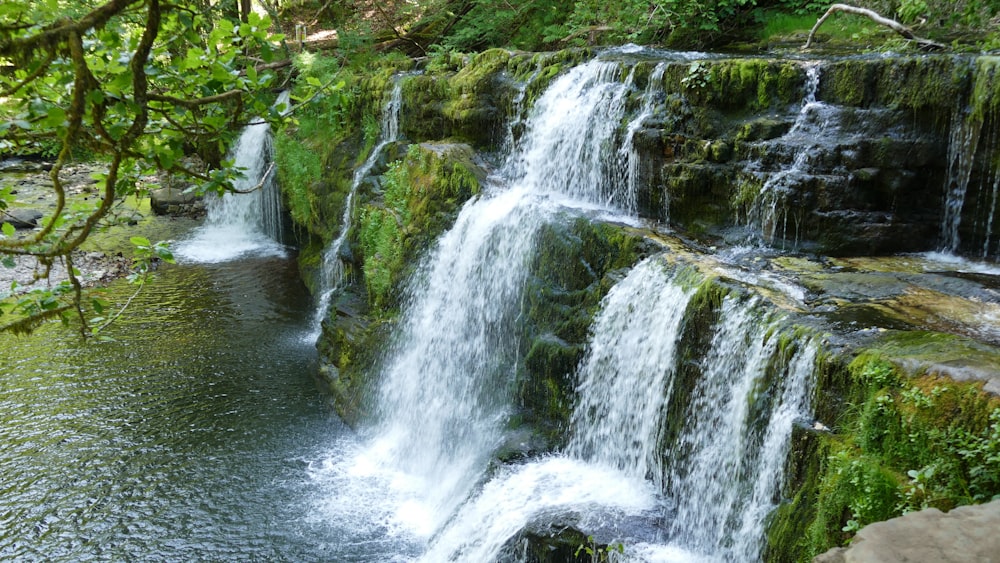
[814,500,1000,563]
[150,186,200,215]
[2,208,43,228]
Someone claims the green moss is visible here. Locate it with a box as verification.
[516,218,650,446]
[769,338,1000,561]
[689,59,803,111]
[356,143,483,312]
[971,56,1000,122]
[824,56,968,112]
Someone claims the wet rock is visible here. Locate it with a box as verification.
[3,208,43,228]
[814,500,1000,563]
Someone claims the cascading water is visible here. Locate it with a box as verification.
[313,53,820,562]
[744,63,824,246]
[664,295,817,561]
[939,107,983,253]
[421,257,819,562]
[310,77,406,337]
[368,57,642,534]
[619,63,667,211]
[566,258,694,487]
[175,91,289,263]
[310,56,648,552]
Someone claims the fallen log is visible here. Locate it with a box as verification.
[803,3,946,51]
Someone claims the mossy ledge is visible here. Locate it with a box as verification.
[766,333,1000,562]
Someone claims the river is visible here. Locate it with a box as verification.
[0,249,372,561]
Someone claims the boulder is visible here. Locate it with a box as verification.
[150,185,202,216]
[3,208,44,228]
[814,500,1000,563]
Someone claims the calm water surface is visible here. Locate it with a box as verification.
[0,253,373,561]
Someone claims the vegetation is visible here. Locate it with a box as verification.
[0,0,291,335]
[767,339,1000,561]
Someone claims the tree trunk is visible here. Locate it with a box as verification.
[239,0,251,23]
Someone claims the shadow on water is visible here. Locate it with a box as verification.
[0,253,368,561]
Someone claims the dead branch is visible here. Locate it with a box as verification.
[803,3,946,51]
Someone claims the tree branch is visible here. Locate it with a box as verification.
[803,3,946,51]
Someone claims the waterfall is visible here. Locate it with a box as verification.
[566,258,695,487]
[619,63,667,212]
[331,57,643,541]
[421,257,818,562]
[744,63,825,247]
[664,295,816,561]
[314,53,820,562]
[310,77,406,337]
[175,91,289,263]
[940,107,983,253]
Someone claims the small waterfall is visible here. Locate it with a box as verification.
[745,63,824,247]
[665,295,816,560]
[618,63,667,211]
[351,57,643,539]
[940,107,983,253]
[175,91,289,263]
[566,258,695,487]
[310,77,406,337]
[937,57,1000,258]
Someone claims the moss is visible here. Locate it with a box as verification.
[679,59,804,112]
[356,143,483,312]
[515,218,650,447]
[768,338,1000,561]
[273,130,321,228]
[823,56,969,112]
[970,56,1000,122]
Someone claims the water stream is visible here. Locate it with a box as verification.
[174,92,290,263]
[744,63,824,247]
[311,77,408,337]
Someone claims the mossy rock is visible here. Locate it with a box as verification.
[515,218,652,447]
[356,142,484,311]
[766,337,1000,561]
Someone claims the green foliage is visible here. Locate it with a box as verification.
[574,535,625,562]
[356,143,482,310]
[0,0,291,334]
[273,130,321,227]
[784,350,1000,559]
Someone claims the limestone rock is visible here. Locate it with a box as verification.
[814,500,1000,563]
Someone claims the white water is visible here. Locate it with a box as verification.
[310,57,645,549]
[665,296,816,561]
[310,78,407,338]
[745,63,824,246]
[619,63,667,213]
[311,54,819,562]
[422,259,818,562]
[175,91,289,263]
[940,107,983,253]
[567,259,695,487]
